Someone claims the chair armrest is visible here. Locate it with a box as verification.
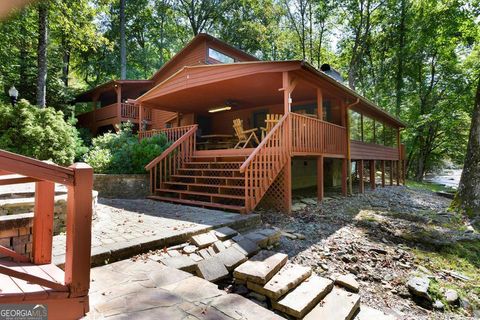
[243,128,258,133]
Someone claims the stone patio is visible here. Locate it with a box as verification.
[86,259,284,319]
[53,198,260,267]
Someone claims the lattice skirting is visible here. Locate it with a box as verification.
[257,163,290,213]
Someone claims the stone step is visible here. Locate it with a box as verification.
[303,287,360,320]
[354,306,397,320]
[233,250,288,285]
[247,263,312,300]
[272,275,333,318]
[215,246,248,271]
[195,256,229,282]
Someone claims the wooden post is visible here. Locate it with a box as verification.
[341,158,347,196]
[317,156,324,202]
[32,180,55,264]
[65,163,93,298]
[317,88,323,120]
[284,159,292,214]
[115,83,122,120]
[397,160,401,186]
[390,160,394,186]
[370,160,376,190]
[282,72,291,114]
[344,101,352,195]
[359,160,364,193]
[381,160,385,187]
[139,104,144,133]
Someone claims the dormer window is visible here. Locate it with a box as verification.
[208,48,234,63]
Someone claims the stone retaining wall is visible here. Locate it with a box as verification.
[93,174,149,199]
[0,213,33,259]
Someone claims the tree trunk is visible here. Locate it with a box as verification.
[456,76,480,224]
[36,2,48,108]
[395,0,407,117]
[120,0,127,79]
[61,35,70,87]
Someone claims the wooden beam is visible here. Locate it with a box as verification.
[282,72,291,113]
[65,163,93,298]
[370,160,376,190]
[32,181,55,264]
[359,160,364,193]
[390,160,394,186]
[341,158,347,196]
[283,160,292,214]
[139,104,144,132]
[317,88,323,121]
[317,156,324,202]
[381,160,385,187]
[115,83,122,118]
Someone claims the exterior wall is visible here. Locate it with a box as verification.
[325,158,342,188]
[291,159,317,190]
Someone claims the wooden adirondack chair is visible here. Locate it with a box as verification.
[260,114,282,140]
[233,118,260,148]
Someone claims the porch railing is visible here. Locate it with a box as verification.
[120,103,152,121]
[291,112,347,155]
[145,125,198,193]
[240,113,290,212]
[139,125,196,142]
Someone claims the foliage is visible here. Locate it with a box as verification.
[406,180,456,193]
[0,100,79,165]
[83,123,169,174]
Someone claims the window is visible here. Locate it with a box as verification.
[375,120,383,145]
[208,48,234,63]
[349,110,362,141]
[363,116,375,143]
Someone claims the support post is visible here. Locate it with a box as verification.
[115,83,122,122]
[370,160,376,190]
[317,156,324,202]
[390,160,394,186]
[381,160,385,187]
[139,104,144,133]
[284,159,292,214]
[282,72,291,114]
[317,88,323,120]
[397,160,401,186]
[341,158,347,196]
[32,180,55,264]
[65,163,93,298]
[359,160,364,193]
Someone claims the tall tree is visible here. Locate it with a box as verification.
[176,0,219,35]
[120,0,127,79]
[36,1,48,107]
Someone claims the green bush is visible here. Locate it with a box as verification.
[0,99,83,165]
[83,123,169,174]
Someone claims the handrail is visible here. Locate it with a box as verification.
[240,113,290,173]
[145,125,198,170]
[291,112,346,129]
[139,125,196,142]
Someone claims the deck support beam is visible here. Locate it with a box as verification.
[317,156,324,202]
[370,160,376,190]
[33,180,55,264]
[139,104,144,133]
[359,160,364,193]
[341,158,347,196]
[381,160,385,187]
[390,160,394,186]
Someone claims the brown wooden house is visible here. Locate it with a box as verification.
[76,34,406,214]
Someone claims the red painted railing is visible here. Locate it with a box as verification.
[145,125,198,193]
[138,125,197,142]
[120,103,152,121]
[291,112,347,155]
[240,113,290,212]
[350,140,399,160]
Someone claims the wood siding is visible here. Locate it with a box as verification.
[350,140,399,160]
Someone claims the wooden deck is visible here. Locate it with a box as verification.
[0,150,93,319]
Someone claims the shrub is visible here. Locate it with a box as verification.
[0,99,81,165]
[83,123,169,174]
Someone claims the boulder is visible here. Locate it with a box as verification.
[406,276,431,301]
[444,289,459,304]
[335,274,360,293]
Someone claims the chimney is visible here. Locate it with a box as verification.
[320,64,344,83]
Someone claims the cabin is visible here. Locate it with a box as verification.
[75,33,406,214]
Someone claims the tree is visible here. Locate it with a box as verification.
[176,0,220,35]
[120,0,127,79]
[36,1,48,107]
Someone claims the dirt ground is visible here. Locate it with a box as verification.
[259,186,480,320]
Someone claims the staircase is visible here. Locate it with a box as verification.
[146,114,291,214]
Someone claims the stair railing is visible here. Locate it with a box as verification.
[240,113,291,212]
[138,125,196,141]
[145,124,198,193]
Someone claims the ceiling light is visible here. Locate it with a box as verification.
[208,106,232,113]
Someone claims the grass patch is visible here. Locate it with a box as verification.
[413,240,480,311]
[406,180,456,193]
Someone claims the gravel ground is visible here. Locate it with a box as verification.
[258,186,479,320]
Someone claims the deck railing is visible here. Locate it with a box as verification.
[240,113,290,212]
[291,112,347,155]
[77,102,152,125]
[0,150,93,316]
[138,125,197,142]
[120,103,152,121]
[145,125,198,193]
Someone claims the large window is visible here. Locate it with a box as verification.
[374,120,383,145]
[363,116,375,143]
[349,110,362,141]
[208,48,234,63]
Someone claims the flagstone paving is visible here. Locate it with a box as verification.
[52,198,260,267]
[85,259,284,319]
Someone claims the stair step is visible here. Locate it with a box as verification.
[303,287,360,320]
[354,306,396,320]
[247,264,312,300]
[155,188,245,200]
[147,195,246,213]
[185,161,243,166]
[233,251,288,285]
[272,275,334,318]
[164,181,245,190]
[179,168,240,172]
[171,175,245,181]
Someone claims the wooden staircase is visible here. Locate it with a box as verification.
[148,153,250,213]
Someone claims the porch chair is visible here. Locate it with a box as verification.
[233,118,260,148]
[260,114,282,140]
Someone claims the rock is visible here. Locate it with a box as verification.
[301,198,317,205]
[207,246,216,256]
[208,293,285,320]
[213,227,238,240]
[215,246,248,271]
[303,287,360,320]
[444,289,459,304]
[232,238,260,257]
[355,306,397,320]
[406,276,431,300]
[223,239,235,248]
[293,233,305,240]
[247,264,312,299]
[198,249,211,259]
[189,253,203,262]
[191,232,217,248]
[244,230,270,248]
[272,275,334,318]
[233,251,288,285]
[234,284,249,295]
[247,291,267,302]
[291,202,307,211]
[232,234,245,242]
[196,256,229,282]
[433,300,445,310]
[160,256,197,273]
[212,241,226,253]
[282,231,297,240]
[182,245,198,254]
[335,274,360,293]
[167,250,181,257]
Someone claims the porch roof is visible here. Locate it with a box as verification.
[75,80,154,103]
[134,61,406,128]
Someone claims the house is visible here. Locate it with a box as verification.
[75,34,406,214]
